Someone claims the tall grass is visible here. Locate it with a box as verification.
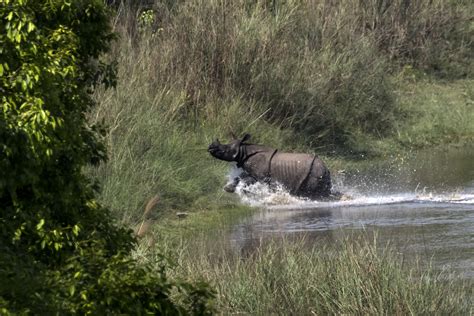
[108,0,400,147]
[90,68,288,222]
[136,229,473,315]
[394,78,474,148]
[340,0,472,77]
[90,0,473,221]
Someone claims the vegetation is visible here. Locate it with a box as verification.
[91,0,473,221]
[1,0,472,314]
[87,1,473,313]
[141,226,473,315]
[394,78,474,148]
[0,0,213,314]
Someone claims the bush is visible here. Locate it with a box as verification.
[0,0,213,314]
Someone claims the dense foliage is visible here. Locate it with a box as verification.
[0,0,213,314]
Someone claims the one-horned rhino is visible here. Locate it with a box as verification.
[208,134,333,200]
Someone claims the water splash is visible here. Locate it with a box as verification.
[227,165,474,210]
[235,181,304,206]
[226,165,304,206]
[267,193,474,211]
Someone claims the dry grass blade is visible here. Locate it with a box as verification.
[136,194,160,238]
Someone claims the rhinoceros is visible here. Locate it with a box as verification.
[208,134,334,200]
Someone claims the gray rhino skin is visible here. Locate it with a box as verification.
[208,134,332,200]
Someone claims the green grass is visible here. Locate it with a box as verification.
[394,78,474,148]
[90,81,289,224]
[341,78,474,156]
[134,224,473,315]
[130,205,473,315]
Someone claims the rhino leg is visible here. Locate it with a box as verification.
[223,172,257,193]
[301,167,332,199]
[224,177,240,193]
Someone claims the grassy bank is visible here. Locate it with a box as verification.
[88,1,473,313]
[345,77,474,155]
[394,78,474,148]
[135,220,473,315]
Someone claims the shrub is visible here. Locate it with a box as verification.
[0,0,213,314]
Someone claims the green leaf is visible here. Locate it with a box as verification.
[36,219,45,230]
[72,225,80,236]
[69,285,75,296]
[27,22,35,33]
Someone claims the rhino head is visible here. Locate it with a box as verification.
[208,133,251,162]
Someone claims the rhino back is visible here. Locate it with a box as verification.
[243,151,273,179]
[270,153,315,193]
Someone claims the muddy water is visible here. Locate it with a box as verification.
[231,147,474,278]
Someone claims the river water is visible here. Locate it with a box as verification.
[230,147,474,279]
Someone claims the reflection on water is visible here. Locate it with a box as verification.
[231,147,474,279]
[335,146,474,195]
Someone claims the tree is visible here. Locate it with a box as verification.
[0,0,213,313]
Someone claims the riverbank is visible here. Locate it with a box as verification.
[90,76,473,223]
[357,78,474,155]
[134,207,473,314]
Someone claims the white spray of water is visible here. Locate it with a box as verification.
[226,165,304,206]
[225,165,474,210]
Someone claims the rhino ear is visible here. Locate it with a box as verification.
[241,134,251,143]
